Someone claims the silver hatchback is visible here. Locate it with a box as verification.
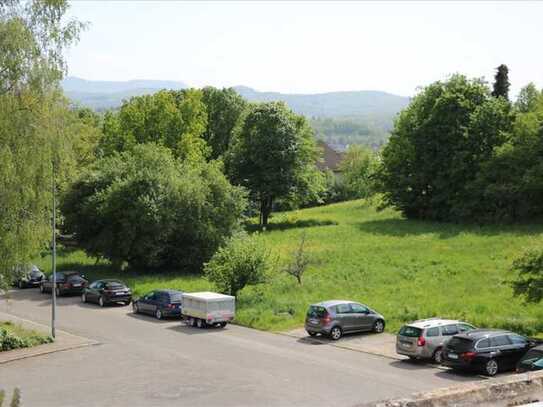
[396,318,476,363]
[305,300,386,340]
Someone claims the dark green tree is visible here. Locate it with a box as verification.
[226,102,320,227]
[378,75,512,221]
[492,64,510,100]
[61,144,246,271]
[201,87,247,159]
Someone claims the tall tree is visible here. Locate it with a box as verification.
[378,75,512,221]
[0,0,82,287]
[515,83,542,113]
[201,87,247,159]
[492,64,511,100]
[227,102,320,227]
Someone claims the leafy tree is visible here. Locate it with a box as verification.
[201,87,247,159]
[515,83,542,113]
[492,64,510,100]
[0,0,82,288]
[338,145,379,200]
[511,249,543,303]
[61,144,246,271]
[227,102,320,226]
[102,89,208,158]
[204,232,270,296]
[378,75,512,221]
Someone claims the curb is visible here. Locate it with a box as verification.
[0,312,99,365]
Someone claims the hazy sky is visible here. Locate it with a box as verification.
[66,1,543,97]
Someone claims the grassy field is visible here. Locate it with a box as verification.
[1,321,53,351]
[34,199,543,335]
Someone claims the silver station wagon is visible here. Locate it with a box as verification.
[396,318,476,363]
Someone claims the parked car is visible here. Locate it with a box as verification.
[516,345,543,373]
[132,289,184,319]
[305,300,385,340]
[442,329,536,376]
[181,292,235,328]
[13,264,45,289]
[396,318,475,363]
[82,279,132,307]
[40,271,88,296]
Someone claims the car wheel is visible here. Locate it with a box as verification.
[81,293,87,303]
[218,322,227,328]
[373,320,385,333]
[432,347,443,364]
[307,331,317,337]
[55,287,61,297]
[132,302,139,313]
[40,284,45,294]
[98,296,105,307]
[124,299,131,305]
[155,309,162,320]
[484,359,499,376]
[330,326,343,340]
[18,281,24,289]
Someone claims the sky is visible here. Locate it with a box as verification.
[66,1,543,98]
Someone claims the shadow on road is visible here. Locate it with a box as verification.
[126,312,176,324]
[167,323,230,336]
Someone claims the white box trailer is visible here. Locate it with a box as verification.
[181,292,235,328]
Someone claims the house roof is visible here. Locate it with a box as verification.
[316,140,344,172]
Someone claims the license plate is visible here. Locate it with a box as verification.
[73,284,81,287]
[309,319,319,325]
[402,342,411,348]
[448,353,458,359]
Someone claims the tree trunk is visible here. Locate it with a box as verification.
[260,196,273,228]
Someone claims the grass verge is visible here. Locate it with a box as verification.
[1,321,53,352]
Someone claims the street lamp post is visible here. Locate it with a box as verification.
[51,161,56,339]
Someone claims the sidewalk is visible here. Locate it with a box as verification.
[0,311,98,364]
[282,327,406,360]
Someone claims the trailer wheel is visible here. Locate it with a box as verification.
[196,318,206,329]
[188,317,195,327]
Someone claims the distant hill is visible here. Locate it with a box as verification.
[62,77,410,148]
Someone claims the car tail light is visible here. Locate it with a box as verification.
[63,283,70,288]
[461,351,476,361]
[417,336,426,346]
[167,304,175,309]
[321,313,332,324]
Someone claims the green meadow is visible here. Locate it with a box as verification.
[34,199,543,335]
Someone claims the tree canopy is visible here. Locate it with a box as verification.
[226,102,321,226]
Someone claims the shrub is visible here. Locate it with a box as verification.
[511,249,543,303]
[282,233,310,285]
[62,144,247,271]
[204,233,272,296]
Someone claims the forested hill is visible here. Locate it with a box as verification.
[62,77,410,148]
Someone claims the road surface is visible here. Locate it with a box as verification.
[0,289,483,407]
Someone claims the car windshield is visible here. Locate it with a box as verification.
[399,326,422,337]
[307,305,327,318]
[448,337,474,352]
[106,281,125,289]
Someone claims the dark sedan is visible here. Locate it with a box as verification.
[82,279,132,307]
[516,345,543,373]
[442,329,536,376]
[132,289,183,319]
[14,265,45,289]
[40,271,88,296]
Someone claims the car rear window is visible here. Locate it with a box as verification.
[399,326,422,338]
[169,292,183,303]
[307,306,327,318]
[447,337,474,352]
[106,281,125,289]
[425,327,440,337]
[67,275,85,283]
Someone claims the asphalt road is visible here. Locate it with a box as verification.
[0,289,484,407]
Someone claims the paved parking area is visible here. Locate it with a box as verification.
[0,289,493,407]
[283,328,405,360]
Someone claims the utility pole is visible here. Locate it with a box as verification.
[51,160,56,339]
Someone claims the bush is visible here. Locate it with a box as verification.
[204,233,272,296]
[511,249,543,303]
[62,144,247,271]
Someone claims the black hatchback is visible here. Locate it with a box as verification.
[132,290,183,319]
[442,329,536,376]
